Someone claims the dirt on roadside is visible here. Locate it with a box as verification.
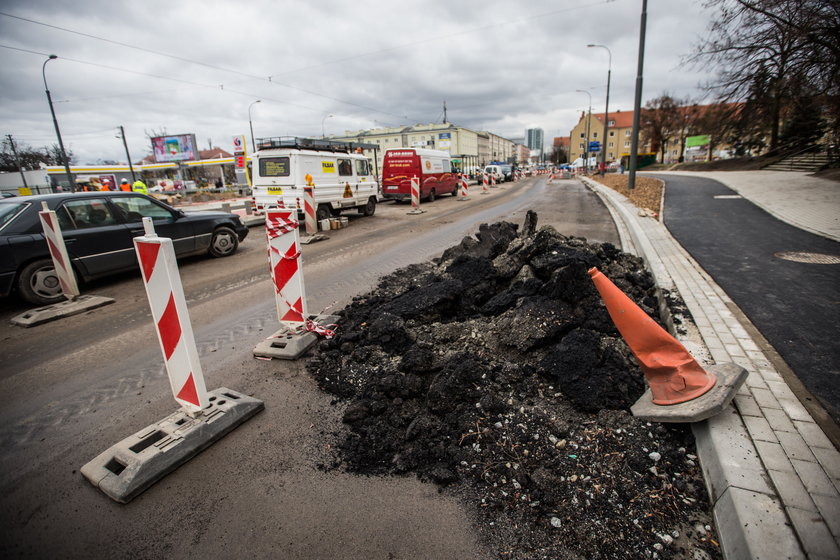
[592,175,664,218]
[307,211,721,560]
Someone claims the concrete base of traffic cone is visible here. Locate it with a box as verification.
[630,362,748,423]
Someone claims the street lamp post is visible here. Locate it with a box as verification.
[42,55,73,191]
[587,44,611,176]
[248,100,261,153]
[575,90,592,173]
[628,0,648,190]
[321,114,334,138]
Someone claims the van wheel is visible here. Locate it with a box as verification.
[361,197,376,216]
[427,189,435,202]
[315,204,331,223]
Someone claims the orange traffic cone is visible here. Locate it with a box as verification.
[588,267,716,405]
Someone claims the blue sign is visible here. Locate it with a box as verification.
[439,133,451,139]
[588,141,600,152]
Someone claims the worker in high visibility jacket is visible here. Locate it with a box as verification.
[119,179,132,192]
[132,179,148,194]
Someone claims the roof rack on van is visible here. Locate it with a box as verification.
[255,136,378,153]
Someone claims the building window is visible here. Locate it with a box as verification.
[579,143,584,149]
[624,141,630,147]
[625,130,631,136]
[609,120,615,126]
[580,132,585,138]
[609,131,615,137]
[593,132,598,138]
[608,142,614,148]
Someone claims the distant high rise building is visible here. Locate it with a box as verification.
[526,128,544,156]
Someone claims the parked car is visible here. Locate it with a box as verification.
[0,192,249,305]
[500,165,513,181]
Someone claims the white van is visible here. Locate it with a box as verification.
[251,137,379,220]
[484,165,504,183]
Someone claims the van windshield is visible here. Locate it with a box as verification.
[259,157,290,177]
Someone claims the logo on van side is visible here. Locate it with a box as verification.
[322,161,336,173]
[425,160,431,170]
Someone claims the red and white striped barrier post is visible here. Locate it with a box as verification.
[407,176,424,214]
[458,174,469,201]
[266,210,308,328]
[38,201,80,301]
[490,174,497,188]
[134,218,209,413]
[303,185,317,235]
[481,173,489,194]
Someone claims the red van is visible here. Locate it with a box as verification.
[381,148,459,202]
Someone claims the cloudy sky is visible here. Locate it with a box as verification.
[0,0,716,165]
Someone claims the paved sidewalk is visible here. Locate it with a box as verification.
[581,175,840,560]
[646,171,840,242]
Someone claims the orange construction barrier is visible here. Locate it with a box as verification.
[588,267,716,405]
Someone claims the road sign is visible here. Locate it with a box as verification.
[589,141,601,152]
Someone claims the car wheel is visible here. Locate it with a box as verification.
[361,197,376,216]
[17,258,69,306]
[315,204,331,223]
[428,189,435,202]
[209,226,239,258]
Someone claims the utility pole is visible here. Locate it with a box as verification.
[42,55,73,191]
[118,126,136,183]
[443,100,448,124]
[7,134,30,191]
[628,0,648,190]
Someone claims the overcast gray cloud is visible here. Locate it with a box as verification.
[0,0,714,164]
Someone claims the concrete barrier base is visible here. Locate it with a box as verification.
[80,387,263,503]
[11,294,115,327]
[253,314,340,360]
[631,362,749,423]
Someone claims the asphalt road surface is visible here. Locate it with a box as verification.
[659,173,840,427]
[0,177,618,559]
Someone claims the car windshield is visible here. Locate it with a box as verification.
[0,201,28,230]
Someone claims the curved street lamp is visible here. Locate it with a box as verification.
[575,89,593,172]
[587,44,612,176]
[248,100,261,153]
[321,114,334,138]
[42,55,73,191]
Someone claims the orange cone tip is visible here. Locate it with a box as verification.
[588,267,716,405]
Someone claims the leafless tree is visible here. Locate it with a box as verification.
[685,0,840,151]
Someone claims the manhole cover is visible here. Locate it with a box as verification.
[713,195,743,199]
[774,251,840,264]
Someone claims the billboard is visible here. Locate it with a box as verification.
[151,134,198,163]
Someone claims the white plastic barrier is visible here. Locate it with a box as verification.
[133,218,209,412]
[266,210,308,328]
[39,201,80,300]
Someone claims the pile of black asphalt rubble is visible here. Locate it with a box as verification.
[307,211,721,560]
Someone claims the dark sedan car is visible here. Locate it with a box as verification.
[0,192,249,305]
